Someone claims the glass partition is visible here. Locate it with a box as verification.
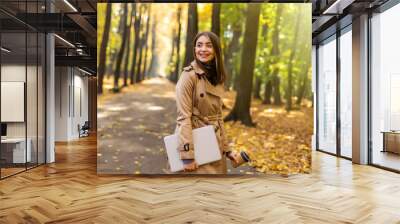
[317,35,337,154]
[371,4,400,171]
[1,31,28,177]
[0,1,46,179]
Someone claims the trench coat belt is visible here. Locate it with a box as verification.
[192,108,222,132]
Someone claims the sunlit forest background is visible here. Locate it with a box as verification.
[97,3,313,175]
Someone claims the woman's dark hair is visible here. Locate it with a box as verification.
[193,31,226,85]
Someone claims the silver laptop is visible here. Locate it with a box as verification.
[164,125,222,172]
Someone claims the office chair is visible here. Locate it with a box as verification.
[79,121,90,138]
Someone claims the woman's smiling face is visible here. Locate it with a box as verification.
[195,35,215,63]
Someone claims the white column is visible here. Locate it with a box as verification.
[352,14,369,164]
[46,32,55,163]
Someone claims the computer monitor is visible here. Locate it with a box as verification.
[1,123,7,137]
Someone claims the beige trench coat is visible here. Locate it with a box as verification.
[175,61,229,174]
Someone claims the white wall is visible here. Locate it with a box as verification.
[1,64,26,81]
[1,64,25,128]
[72,72,89,138]
[1,63,46,164]
[55,66,69,141]
[1,65,28,138]
[54,67,89,141]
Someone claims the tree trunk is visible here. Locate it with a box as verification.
[183,3,198,67]
[271,5,282,56]
[253,76,261,99]
[97,3,112,95]
[135,7,147,83]
[259,23,270,103]
[296,61,310,105]
[130,4,141,84]
[168,27,176,81]
[113,4,129,92]
[171,6,182,83]
[263,79,272,104]
[296,67,308,105]
[233,68,238,91]
[106,51,115,78]
[148,18,158,77]
[223,27,242,90]
[123,6,134,87]
[135,29,144,83]
[142,6,151,80]
[285,10,301,111]
[273,74,282,105]
[224,4,261,127]
[211,3,221,37]
[271,5,283,105]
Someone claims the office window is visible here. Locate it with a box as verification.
[371,3,400,171]
[339,27,352,158]
[317,35,337,154]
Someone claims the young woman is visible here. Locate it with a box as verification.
[175,31,242,174]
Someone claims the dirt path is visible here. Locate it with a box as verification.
[98,78,255,174]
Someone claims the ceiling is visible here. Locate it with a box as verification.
[2,0,395,73]
[312,0,390,43]
[0,0,97,75]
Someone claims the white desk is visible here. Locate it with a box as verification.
[1,138,31,163]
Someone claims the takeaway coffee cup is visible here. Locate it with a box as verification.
[226,150,251,168]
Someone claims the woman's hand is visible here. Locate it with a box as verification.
[228,152,241,163]
[226,151,242,167]
[183,160,198,171]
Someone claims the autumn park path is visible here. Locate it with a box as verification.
[98,77,255,174]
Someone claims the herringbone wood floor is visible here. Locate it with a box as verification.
[1,135,400,224]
